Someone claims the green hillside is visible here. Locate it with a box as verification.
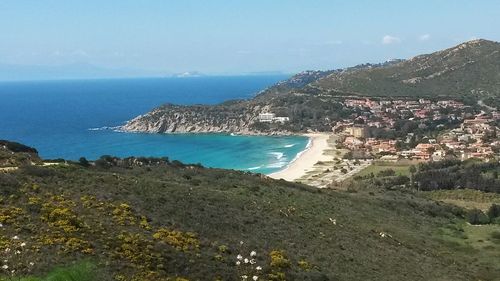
[1,144,499,280]
[312,39,500,100]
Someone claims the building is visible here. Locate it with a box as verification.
[258,113,275,122]
[258,113,289,123]
[273,116,290,123]
[344,126,368,138]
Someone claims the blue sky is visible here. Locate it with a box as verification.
[0,0,499,78]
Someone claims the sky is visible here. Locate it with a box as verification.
[0,0,499,79]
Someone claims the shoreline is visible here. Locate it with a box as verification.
[268,133,332,182]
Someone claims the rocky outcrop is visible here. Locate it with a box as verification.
[121,103,292,135]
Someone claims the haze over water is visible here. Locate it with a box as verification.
[0,75,308,174]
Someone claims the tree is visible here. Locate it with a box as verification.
[79,157,90,167]
[409,165,417,187]
[487,204,500,220]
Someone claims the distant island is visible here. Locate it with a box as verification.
[171,71,205,78]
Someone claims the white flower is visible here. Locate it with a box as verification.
[1,265,8,270]
[29,262,35,266]
[15,250,21,255]
[0,223,3,227]
[250,259,256,265]
[236,261,241,266]
[256,266,262,271]
[4,248,10,253]
[240,241,244,245]
[253,276,259,281]
[237,254,243,260]
[20,242,26,247]
[241,275,248,280]
[244,258,249,264]
[250,250,257,257]
[12,236,19,240]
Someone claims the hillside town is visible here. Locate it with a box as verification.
[335,98,499,162]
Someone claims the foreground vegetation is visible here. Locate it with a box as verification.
[1,262,96,281]
[1,143,500,280]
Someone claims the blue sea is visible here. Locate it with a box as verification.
[0,76,308,174]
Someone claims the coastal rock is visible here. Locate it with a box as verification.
[121,103,292,135]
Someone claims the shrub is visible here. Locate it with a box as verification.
[94,159,111,169]
[466,209,490,225]
[153,228,199,251]
[20,165,56,177]
[78,157,90,167]
[269,250,290,268]
[0,174,20,195]
[490,231,500,240]
[486,204,500,219]
[491,217,500,225]
[377,169,396,177]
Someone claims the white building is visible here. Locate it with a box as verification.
[258,113,275,123]
[258,113,289,123]
[274,116,290,123]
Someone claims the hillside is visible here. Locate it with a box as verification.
[1,143,500,280]
[122,39,500,135]
[313,39,500,99]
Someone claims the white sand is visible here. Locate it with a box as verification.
[269,133,331,181]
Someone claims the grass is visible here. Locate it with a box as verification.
[355,161,413,177]
[426,189,500,211]
[435,223,500,280]
[2,262,96,281]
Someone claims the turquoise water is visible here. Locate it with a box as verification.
[0,76,308,174]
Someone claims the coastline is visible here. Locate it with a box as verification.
[268,133,332,181]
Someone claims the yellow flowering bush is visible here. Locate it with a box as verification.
[140,215,152,230]
[41,206,80,233]
[80,195,96,208]
[115,231,157,265]
[112,203,137,226]
[297,259,311,271]
[0,207,24,224]
[268,250,290,281]
[269,250,290,268]
[153,228,199,252]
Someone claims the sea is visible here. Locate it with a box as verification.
[0,76,309,175]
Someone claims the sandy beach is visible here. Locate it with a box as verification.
[269,133,332,181]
